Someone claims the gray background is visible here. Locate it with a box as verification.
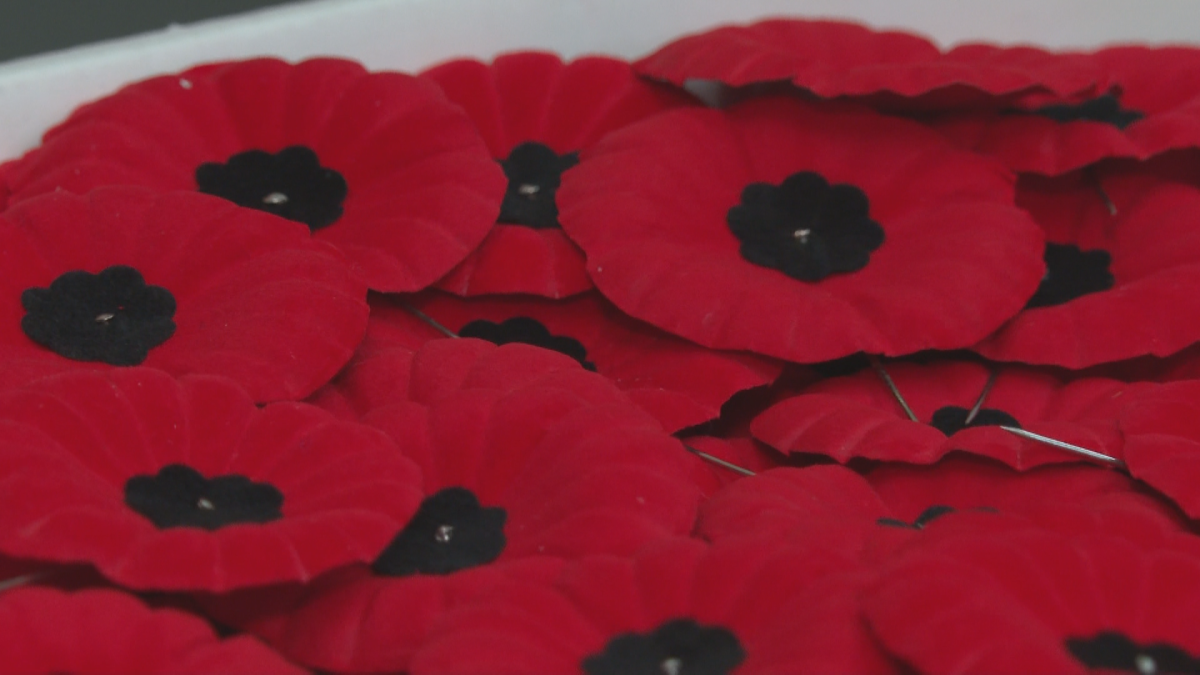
[0,0,303,62]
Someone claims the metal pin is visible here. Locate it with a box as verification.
[94,313,115,324]
[999,426,1125,468]
[1097,184,1118,216]
[398,301,459,339]
[869,356,918,422]
[661,657,683,675]
[517,183,540,196]
[793,228,811,244]
[197,498,215,511]
[964,370,999,425]
[683,444,756,477]
[1084,167,1118,217]
[434,525,454,543]
[0,572,43,594]
[262,192,289,205]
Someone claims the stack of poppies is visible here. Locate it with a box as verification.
[4,16,1200,674]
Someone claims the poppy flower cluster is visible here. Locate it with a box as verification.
[5,15,1200,674]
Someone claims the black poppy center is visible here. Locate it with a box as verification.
[371,487,506,577]
[930,405,1021,436]
[1032,94,1145,130]
[1027,242,1115,308]
[124,464,283,531]
[727,171,884,282]
[497,141,579,229]
[459,316,596,371]
[195,145,347,231]
[21,265,176,367]
[877,504,957,530]
[582,618,746,675]
[1066,631,1200,674]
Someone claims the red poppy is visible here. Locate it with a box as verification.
[0,367,425,592]
[865,528,1200,674]
[0,187,369,402]
[633,19,1100,104]
[203,339,702,673]
[557,96,1044,363]
[750,359,1145,468]
[929,47,1200,175]
[3,57,506,292]
[422,52,691,298]
[405,290,783,432]
[975,171,1200,368]
[1118,380,1200,519]
[0,587,302,674]
[408,537,898,675]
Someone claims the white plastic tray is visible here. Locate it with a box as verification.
[0,0,1196,158]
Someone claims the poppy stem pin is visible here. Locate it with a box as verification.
[964,370,1000,425]
[0,571,44,594]
[684,444,756,477]
[399,301,459,338]
[869,356,918,422]
[998,426,1126,468]
[1084,167,1119,217]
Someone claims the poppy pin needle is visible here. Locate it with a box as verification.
[399,301,459,339]
[684,444,756,477]
[869,356,918,422]
[999,426,1125,468]
[0,571,45,594]
[964,370,999,426]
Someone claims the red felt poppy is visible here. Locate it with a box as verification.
[1118,380,1200,519]
[975,171,1200,368]
[422,52,691,298]
[404,290,783,432]
[0,367,424,592]
[633,18,1100,104]
[929,47,1200,175]
[2,57,506,292]
[407,537,898,674]
[203,339,702,673]
[865,528,1200,674]
[556,96,1045,363]
[751,359,1147,468]
[0,587,303,674]
[0,187,369,402]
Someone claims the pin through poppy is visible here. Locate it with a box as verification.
[750,359,1141,469]
[21,265,176,366]
[727,171,884,281]
[195,145,347,231]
